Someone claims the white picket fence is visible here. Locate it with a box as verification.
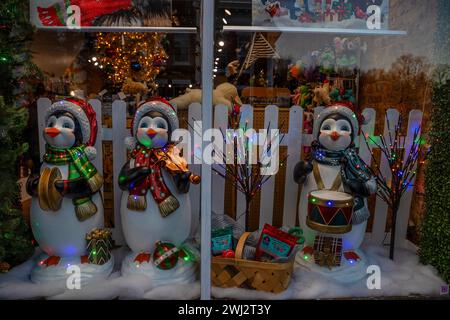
[36,98,423,248]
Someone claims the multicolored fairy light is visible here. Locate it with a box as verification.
[362,113,424,260]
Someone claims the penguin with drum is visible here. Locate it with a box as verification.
[119,98,200,282]
[26,98,113,284]
[293,103,377,282]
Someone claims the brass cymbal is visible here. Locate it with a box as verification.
[38,168,51,211]
[38,167,62,211]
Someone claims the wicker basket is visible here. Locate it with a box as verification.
[211,232,294,294]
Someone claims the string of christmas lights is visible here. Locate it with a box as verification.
[187,106,287,231]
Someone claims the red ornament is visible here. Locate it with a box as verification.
[221,249,235,258]
[105,48,115,57]
[152,59,163,67]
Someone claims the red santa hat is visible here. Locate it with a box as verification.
[45,98,98,159]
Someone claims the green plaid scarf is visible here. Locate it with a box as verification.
[44,144,103,221]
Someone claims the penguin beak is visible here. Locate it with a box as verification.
[330,131,340,141]
[146,128,157,138]
[45,127,61,138]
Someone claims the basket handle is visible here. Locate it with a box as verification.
[235,232,252,260]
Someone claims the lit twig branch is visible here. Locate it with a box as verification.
[211,111,287,231]
[363,113,423,260]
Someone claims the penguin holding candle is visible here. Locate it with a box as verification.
[294,103,376,282]
[27,98,113,284]
[119,98,200,282]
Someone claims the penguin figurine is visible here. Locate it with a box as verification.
[27,98,104,268]
[294,104,376,267]
[119,98,200,264]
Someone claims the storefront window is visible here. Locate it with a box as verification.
[0,0,448,302]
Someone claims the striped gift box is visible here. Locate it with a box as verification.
[313,235,342,267]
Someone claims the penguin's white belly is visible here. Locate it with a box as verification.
[120,170,191,254]
[298,163,366,251]
[30,163,104,257]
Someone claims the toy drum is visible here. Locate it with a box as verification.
[307,190,354,234]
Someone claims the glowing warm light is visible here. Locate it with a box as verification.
[222,18,228,24]
[225,9,231,16]
[95,32,167,85]
[218,41,225,47]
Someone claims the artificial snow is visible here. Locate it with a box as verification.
[30,253,114,286]
[0,243,446,300]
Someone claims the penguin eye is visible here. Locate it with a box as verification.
[57,116,74,130]
[139,117,152,129]
[63,122,73,129]
[336,119,352,133]
[47,116,57,127]
[156,122,166,129]
[320,119,335,132]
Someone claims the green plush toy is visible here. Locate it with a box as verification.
[300,85,312,108]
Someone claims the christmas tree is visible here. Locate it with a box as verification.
[418,0,450,284]
[95,32,168,87]
[0,0,41,271]
[0,97,34,271]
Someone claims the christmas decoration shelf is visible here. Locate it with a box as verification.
[222,25,406,36]
[36,26,197,33]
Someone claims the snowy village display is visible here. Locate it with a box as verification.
[118,98,200,284]
[253,0,389,29]
[26,98,113,284]
[294,103,377,282]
